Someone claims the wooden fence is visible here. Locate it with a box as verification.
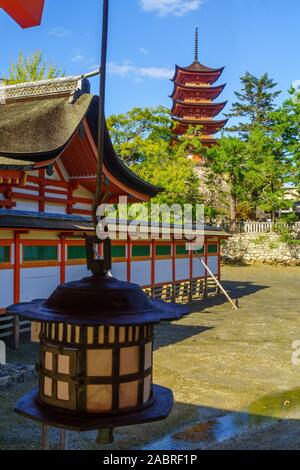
[231,222,300,234]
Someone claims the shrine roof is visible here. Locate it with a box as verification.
[0,75,162,199]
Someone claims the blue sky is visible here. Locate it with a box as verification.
[1,0,300,117]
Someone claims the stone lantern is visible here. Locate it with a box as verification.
[8,238,190,448]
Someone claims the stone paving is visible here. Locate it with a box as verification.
[0,265,300,450]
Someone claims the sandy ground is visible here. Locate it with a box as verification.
[1,265,300,450]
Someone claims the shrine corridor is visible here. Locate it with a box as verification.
[1,265,300,450]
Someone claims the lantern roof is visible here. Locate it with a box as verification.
[7,275,190,325]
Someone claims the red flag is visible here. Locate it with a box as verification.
[0,0,45,28]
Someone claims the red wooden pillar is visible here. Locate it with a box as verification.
[189,245,193,301]
[67,182,78,215]
[39,169,45,212]
[172,238,176,301]
[151,240,155,299]
[60,238,66,284]
[204,238,208,298]
[14,231,21,304]
[127,239,131,282]
[217,239,222,294]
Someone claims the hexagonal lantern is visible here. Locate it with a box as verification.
[7,238,190,448]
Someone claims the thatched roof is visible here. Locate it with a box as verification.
[0,76,162,198]
[0,94,93,158]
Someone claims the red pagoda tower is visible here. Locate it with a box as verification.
[171,28,228,147]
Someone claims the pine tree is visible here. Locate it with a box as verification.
[226,72,281,137]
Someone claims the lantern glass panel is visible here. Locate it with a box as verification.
[57,381,69,401]
[144,342,152,371]
[86,385,113,412]
[44,377,52,397]
[119,381,139,409]
[120,346,139,376]
[57,355,70,375]
[45,352,53,371]
[143,375,152,404]
[87,349,113,377]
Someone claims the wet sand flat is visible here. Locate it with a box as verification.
[1,265,300,450]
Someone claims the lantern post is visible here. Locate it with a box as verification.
[5,0,192,450]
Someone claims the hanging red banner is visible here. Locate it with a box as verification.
[0,0,45,28]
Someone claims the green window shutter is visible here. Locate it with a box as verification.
[112,245,126,259]
[24,246,58,262]
[208,244,218,254]
[194,246,205,255]
[156,245,172,257]
[68,246,86,260]
[176,245,189,256]
[0,246,10,263]
[132,245,150,258]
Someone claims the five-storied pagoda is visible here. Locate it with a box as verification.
[171,28,228,149]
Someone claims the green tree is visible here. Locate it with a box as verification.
[206,137,247,231]
[107,107,203,207]
[270,92,300,190]
[242,127,291,221]
[4,51,63,84]
[226,72,281,137]
[107,106,172,165]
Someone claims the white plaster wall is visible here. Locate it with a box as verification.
[208,256,219,276]
[44,203,67,215]
[65,265,90,283]
[175,258,190,281]
[0,270,14,308]
[20,267,60,302]
[155,260,172,284]
[130,261,151,286]
[16,200,39,212]
[111,262,127,282]
[192,257,205,278]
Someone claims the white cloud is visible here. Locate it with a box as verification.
[108,61,173,80]
[70,50,99,72]
[71,53,86,63]
[140,47,149,54]
[139,0,203,16]
[48,27,71,38]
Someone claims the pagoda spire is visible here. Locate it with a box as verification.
[194,27,199,62]
[170,28,227,148]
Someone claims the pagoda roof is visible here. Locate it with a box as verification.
[171,63,224,83]
[0,75,162,201]
[175,61,224,74]
[172,116,228,135]
[172,116,228,126]
[171,100,227,117]
[170,83,226,100]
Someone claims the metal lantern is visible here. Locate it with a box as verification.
[8,239,190,447]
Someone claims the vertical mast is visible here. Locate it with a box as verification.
[94,0,109,227]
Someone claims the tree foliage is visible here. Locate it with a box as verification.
[4,51,63,84]
[107,106,203,206]
[226,72,281,136]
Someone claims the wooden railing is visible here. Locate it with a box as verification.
[230,221,300,234]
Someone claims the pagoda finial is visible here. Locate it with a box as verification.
[194,27,199,62]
